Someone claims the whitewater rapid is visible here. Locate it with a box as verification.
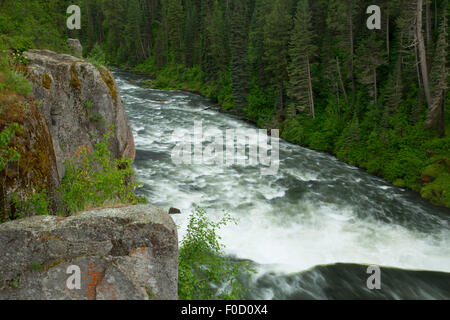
[114,70,450,299]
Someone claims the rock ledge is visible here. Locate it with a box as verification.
[0,204,178,300]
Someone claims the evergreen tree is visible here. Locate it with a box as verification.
[382,56,403,125]
[184,0,202,66]
[263,0,292,116]
[326,0,359,92]
[125,0,144,65]
[426,1,448,135]
[287,0,317,118]
[248,0,271,87]
[230,0,249,112]
[355,33,387,106]
[167,0,184,63]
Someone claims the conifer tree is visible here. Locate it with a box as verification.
[287,0,317,118]
[355,33,387,106]
[426,1,448,135]
[167,0,184,63]
[230,0,249,112]
[263,0,292,116]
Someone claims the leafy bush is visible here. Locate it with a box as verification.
[178,207,254,300]
[246,81,276,127]
[59,129,145,214]
[10,189,50,220]
[282,118,305,145]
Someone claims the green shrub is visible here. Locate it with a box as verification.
[421,173,450,207]
[86,44,108,68]
[59,129,145,214]
[10,189,50,220]
[282,118,305,145]
[178,207,254,300]
[0,51,32,95]
[31,262,43,271]
[246,81,276,127]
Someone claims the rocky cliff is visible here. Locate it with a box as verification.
[23,49,135,180]
[0,49,178,300]
[0,204,178,300]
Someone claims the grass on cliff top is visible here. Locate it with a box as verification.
[0,50,32,96]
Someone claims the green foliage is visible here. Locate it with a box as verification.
[0,0,67,52]
[31,262,43,271]
[246,80,276,127]
[9,279,19,288]
[10,189,50,220]
[0,123,21,172]
[85,44,108,68]
[147,288,155,300]
[178,207,254,300]
[84,99,93,111]
[59,129,145,214]
[0,50,32,95]
[421,172,450,207]
[89,113,104,123]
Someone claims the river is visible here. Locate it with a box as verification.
[113,69,450,300]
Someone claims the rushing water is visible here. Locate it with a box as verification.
[113,69,450,300]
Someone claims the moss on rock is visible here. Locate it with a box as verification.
[69,62,81,91]
[0,91,58,220]
[42,73,52,90]
[99,67,117,105]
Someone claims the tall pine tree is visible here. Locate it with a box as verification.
[287,0,317,118]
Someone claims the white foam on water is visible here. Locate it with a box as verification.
[118,74,450,281]
[217,200,450,274]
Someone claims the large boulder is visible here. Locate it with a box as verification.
[0,204,178,300]
[23,49,135,180]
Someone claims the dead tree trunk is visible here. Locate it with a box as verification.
[307,56,315,118]
[416,0,432,109]
[336,56,349,106]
